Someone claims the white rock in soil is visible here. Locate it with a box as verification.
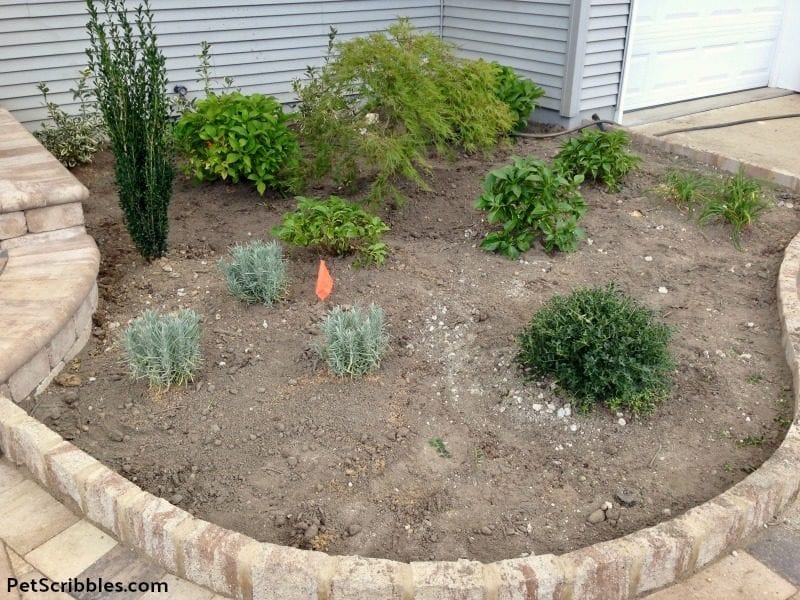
[658,286,668,294]
[587,509,605,525]
[739,353,752,360]
[557,408,566,419]
[564,406,571,417]
[532,403,543,412]
[617,418,627,426]
[569,424,579,432]
[602,501,613,511]
[644,256,653,262]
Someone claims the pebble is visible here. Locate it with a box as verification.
[213,439,222,446]
[658,286,668,294]
[287,456,298,468]
[257,387,266,394]
[602,501,613,511]
[106,428,124,443]
[615,487,640,506]
[644,256,653,262]
[587,509,606,524]
[170,493,184,504]
[480,526,493,536]
[347,524,362,536]
[617,418,627,426]
[569,424,579,432]
[62,391,79,405]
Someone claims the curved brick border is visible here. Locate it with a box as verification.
[0,113,799,599]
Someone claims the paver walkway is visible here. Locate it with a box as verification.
[1,457,798,599]
[0,460,228,600]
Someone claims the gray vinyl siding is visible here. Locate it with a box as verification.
[579,0,630,117]
[0,0,441,128]
[441,0,573,113]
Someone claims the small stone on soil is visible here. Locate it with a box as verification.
[587,509,606,524]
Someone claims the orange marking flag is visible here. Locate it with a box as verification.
[316,259,333,301]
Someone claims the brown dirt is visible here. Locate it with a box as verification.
[26,136,799,562]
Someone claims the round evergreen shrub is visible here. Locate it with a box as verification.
[516,286,674,415]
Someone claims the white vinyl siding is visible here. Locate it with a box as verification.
[442,0,573,112]
[0,0,441,128]
[579,0,629,116]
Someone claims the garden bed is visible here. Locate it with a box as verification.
[24,135,799,563]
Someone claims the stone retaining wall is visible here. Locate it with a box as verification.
[0,108,99,403]
[0,110,799,599]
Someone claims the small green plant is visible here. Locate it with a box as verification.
[517,285,674,415]
[474,447,485,465]
[698,167,770,249]
[219,240,287,305]
[555,129,640,192]
[34,70,105,168]
[658,169,712,210]
[774,416,792,428]
[122,309,201,387]
[86,0,174,260]
[747,372,764,384]
[737,435,765,448]
[475,156,586,258]
[320,304,388,377]
[492,63,544,132]
[174,91,300,195]
[293,20,512,204]
[273,196,389,266]
[429,438,451,458]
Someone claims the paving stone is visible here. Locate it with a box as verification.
[138,574,214,600]
[748,526,800,586]
[7,349,50,402]
[0,479,79,555]
[74,545,165,600]
[0,226,86,251]
[4,547,72,600]
[0,543,21,600]
[25,520,116,582]
[24,203,84,234]
[0,212,26,241]
[643,552,797,600]
[0,460,24,489]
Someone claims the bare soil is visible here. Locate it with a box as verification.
[26,136,799,562]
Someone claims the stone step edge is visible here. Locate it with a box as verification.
[0,238,99,397]
[0,220,797,599]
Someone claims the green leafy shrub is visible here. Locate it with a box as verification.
[698,167,770,249]
[475,157,586,258]
[320,304,388,377]
[122,309,201,387]
[219,240,287,305]
[273,196,389,266]
[492,64,545,132]
[86,0,174,260]
[658,169,712,210]
[517,286,674,415]
[34,70,105,168]
[555,129,640,192]
[174,91,299,195]
[293,20,513,204]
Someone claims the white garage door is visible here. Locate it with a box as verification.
[623,0,785,111]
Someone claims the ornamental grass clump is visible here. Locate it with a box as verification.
[219,240,287,305]
[122,309,201,388]
[517,286,674,415]
[320,304,388,377]
[85,0,174,260]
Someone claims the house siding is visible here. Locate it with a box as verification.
[441,0,573,113]
[579,0,630,118]
[0,0,441,128]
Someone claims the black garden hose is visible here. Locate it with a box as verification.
[510,111,800,139]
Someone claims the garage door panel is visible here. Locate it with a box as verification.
[624,0,783,110]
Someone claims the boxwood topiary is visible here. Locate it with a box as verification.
[516,285,674,415]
